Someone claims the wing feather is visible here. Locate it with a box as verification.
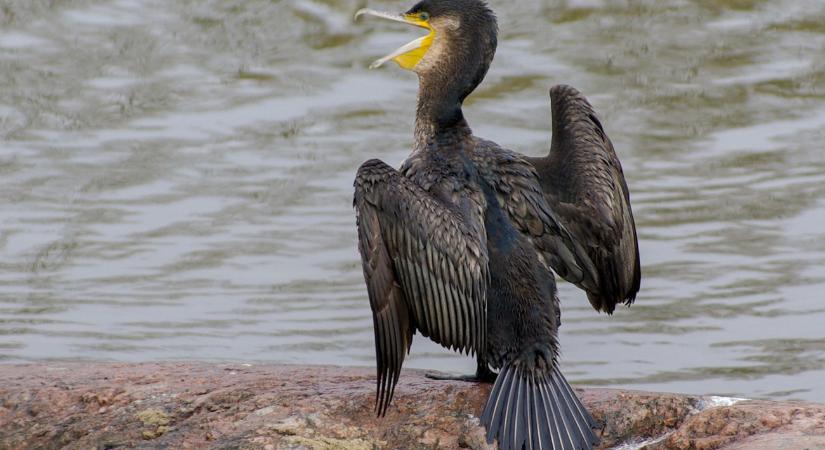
[469,145,600,294]
[354,158,488,415]
[527,84,641,312]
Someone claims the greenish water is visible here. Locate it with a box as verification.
[1,0,825,402]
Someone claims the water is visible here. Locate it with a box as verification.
[1,0,824,402]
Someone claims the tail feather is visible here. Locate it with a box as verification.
[548,373,580,449]
[552,366,598,433]
[501,372,520,450]
[481,363,599,450]
[486,365,514,442]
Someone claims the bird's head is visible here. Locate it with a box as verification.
[355,0,497,98]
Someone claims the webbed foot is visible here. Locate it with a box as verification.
[425,372,480,381]
[425,364,497,383]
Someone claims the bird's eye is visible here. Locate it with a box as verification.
[419,12,429,21]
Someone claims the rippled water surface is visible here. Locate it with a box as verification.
[2,0,825,402]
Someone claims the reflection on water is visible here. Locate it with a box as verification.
[1,0,824,402]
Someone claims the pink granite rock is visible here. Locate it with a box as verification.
[0,363,822,449]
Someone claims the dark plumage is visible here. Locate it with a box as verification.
[353,1,639,449]
[526,85,641,313]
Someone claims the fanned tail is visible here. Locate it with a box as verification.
[480,363,599,450]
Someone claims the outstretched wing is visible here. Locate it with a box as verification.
[353,158,489,416]
[469,143,600,294]
[527,84,641,313]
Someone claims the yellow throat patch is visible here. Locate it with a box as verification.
[393,15,435,70]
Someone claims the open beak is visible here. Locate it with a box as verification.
[354,8,434,70]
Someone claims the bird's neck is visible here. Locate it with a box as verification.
[414,74,473,148]
[411,15,497,149]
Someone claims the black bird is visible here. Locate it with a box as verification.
[353,1,639,449]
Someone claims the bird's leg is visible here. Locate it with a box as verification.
[425,358,497,383]
[474,361,498,383]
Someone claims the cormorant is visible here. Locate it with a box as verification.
[353,1,640,449]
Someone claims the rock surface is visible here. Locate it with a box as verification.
[0,363,823,449]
